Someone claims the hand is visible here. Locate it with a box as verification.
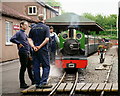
[18,44,24,49]
[36,46,41,50]
[33,46,38,52]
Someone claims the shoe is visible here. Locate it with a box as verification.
[20,84,29,88]
[43,83,53,88]
[36,84,40,88]
[31,81,36,85]
[36,83,53,88]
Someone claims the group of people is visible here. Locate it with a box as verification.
[10,14,59,88]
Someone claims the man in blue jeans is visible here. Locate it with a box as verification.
[10,21,34,88]
[28,14,52,88]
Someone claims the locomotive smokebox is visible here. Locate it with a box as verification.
[63,39,80,55]
[61,25,81,55]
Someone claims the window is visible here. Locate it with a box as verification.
[62,33,68,39]
[28,6,37,15]
[76,33,82,39]
[5,21,13,45]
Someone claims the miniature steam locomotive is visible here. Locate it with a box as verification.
[55,26,100,69]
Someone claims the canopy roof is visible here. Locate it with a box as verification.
[46,12,104,31]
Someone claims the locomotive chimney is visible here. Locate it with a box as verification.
[68,25,75,38]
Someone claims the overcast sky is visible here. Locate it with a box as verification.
[58,0,120,16]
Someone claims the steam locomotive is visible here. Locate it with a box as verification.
[55,25,100,69]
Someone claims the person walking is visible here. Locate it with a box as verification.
[98,45,106,63]
[28,14,52,88]
[49,26,59,64]
[10,21,34,88]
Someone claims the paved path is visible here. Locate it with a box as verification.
[0,59,62,95]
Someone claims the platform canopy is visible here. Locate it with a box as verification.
[45,12,104,33]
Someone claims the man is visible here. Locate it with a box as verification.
[10,21,34,88]
[49,26,59,64]
[28,14,52,88]
[98,45,106,63]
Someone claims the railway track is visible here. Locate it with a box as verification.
[21,59,117,96]
[100,59,114,96]
[48,71,79,96]
[21,69,118,96]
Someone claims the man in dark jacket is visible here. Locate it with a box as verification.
[10,21,34,88]
[49,26,59,64]
[28,14,52,88]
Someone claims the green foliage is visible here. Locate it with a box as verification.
[101,35,118,39]
[99,31,117,35]
[82,13,95,21]
[89,31,96,35]
[44,0,61,6]
[82,13,117,38]
[98,31,117,39]
[82,13,117,30]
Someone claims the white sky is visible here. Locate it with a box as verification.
[58,0,120,16]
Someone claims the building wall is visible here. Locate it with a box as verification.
[52,6,61,15]
[52,12,56,18]
[0,18,2,62]
[3,2,57,21]
[46,9,51,19]
[1,16,31,62]
[3,2,41,21]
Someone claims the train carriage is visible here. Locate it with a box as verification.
[85,35,101,56]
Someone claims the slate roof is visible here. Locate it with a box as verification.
[1,4,36,22]
[45,12,104,31]
[46,12,94,23]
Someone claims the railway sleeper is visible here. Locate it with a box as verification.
[21,83,118,94]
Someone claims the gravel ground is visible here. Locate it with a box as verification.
[107,46,118,83]
[84,45,118,83]
[49,65,63,83]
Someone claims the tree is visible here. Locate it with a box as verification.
[44,0,61,6]
[95,14,105,27]
[82,13,117,39]
[82,13,95,21]
[107,14,117,28]
[82,13,117,30]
